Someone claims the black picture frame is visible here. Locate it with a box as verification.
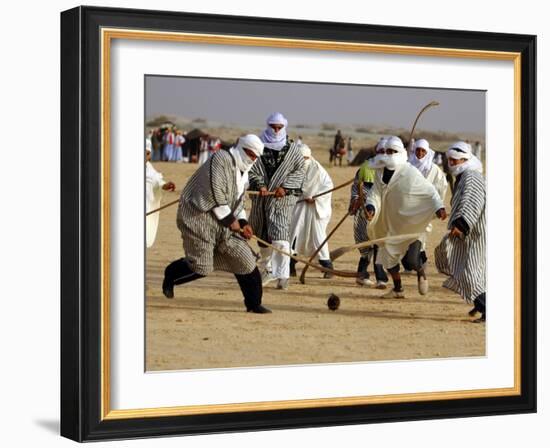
[61,5,536,442]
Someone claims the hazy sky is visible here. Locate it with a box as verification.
[145,75,485,135]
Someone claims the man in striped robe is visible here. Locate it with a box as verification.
[162,134,272,314]
[435,141,486,322]
[249,112,305,290]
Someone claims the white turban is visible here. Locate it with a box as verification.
[238,134,264,157]
[415,138,430,152]
[447,141,473,161]
[446,141,483,176]
[375,137,388,153]
[260,112,288,151]
[409,138,435,177]
[368,137,388,169]
[299,143,313,172]
[385,136,405,153]
[381,136,408,169]
[231,134,264,172]
[267,112,287,127]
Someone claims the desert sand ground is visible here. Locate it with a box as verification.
[145,139,485,371]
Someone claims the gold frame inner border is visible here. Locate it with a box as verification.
[100,27,522,421]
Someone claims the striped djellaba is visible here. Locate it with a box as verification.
[248,141,305,242]
[176,150,258,276]
[434,169,486,304]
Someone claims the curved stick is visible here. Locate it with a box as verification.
[147,178,355,216]
[408,101,440,144]
[249,234,358,278]
[147,190,276,216]
[299,211,351,284]
[296,178,355,204]
[329,233,422,261]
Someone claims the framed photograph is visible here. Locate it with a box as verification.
[60,5,536,442]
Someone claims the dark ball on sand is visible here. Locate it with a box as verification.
[327,293,340,311]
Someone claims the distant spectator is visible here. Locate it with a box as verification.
[174,130,185,162]
[198,135,210,166]
[181,131,190,162]
[151,128,163,161]
[335,133,346,167]
[434,151,443,167]
[163,127,175,161]
[331,130,344,165]
[346,137,354,165]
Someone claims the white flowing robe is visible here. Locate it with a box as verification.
[290,160,333,260]
[426,163,448,202]
[367,163,443,268]
[145,161,166,247]
[420,163,448,246]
